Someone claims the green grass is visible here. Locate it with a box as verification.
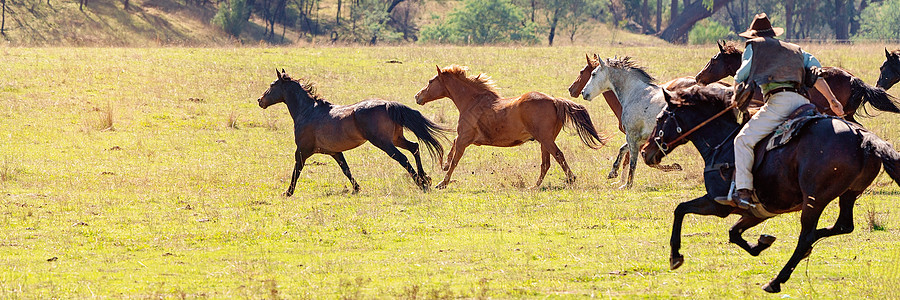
[1,45,900,298]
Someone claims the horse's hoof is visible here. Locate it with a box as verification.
[758,234,776,245]
[617,183,631,190]
[670,255,684,270]
[435,182,448,189]
[282,191,294,197]
[671,163,683,171]
[762,281,781,293]
[607,171,619,179]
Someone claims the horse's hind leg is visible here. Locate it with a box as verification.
[330,152,360,193]
[533,148,551,188]
[370,140,423,191]
[284,149,312,197]
[608,143,628,179]
[729,216,776,256]
[394,135,430,187]
[813,191,858,239]
[670,195,734,270]
[545,141,576,184]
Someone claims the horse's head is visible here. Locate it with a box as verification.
[415,65,452,105]
[581,55,613,101]
[568,54,600,98]
[695,40,743,85]
[642,84,735,166]
[877,48,900,90]
[258,69,293,109]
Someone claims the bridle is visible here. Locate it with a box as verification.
[653,102,737,156]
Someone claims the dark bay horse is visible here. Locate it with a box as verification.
[258,70,450,195]
[695,40,900,122]
[877,48,900,90]
[415,65,606,189]
[641,86,900,293]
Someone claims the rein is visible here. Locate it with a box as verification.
[659,103,737,151]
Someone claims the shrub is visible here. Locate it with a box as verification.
[688,19,732,45]
[419,0,539,45]
[212,0,250,37]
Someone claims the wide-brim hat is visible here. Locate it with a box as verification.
[739,13,784,39]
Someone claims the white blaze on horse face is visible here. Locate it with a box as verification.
[581,67,611,101]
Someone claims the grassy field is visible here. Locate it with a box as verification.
[1,45,899,298]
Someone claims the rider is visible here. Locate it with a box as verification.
[722,13,844,209]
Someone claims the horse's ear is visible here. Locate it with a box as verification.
[663,89,675,105]
[275,69,281,79]
[886,48,891,58]
[436,65,442,74]
[598,56,606,68]
[718,40,725,52]
[585,53,591,64]
[281,68,286,74]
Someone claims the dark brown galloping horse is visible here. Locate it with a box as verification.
[877,48,900,90]
[642,86,900,293]
[695,40,900,122]
[258,70,449,195]
[415,65,606,189]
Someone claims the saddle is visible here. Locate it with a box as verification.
[715,104,843,218]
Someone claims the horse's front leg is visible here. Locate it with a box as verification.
[763,199,828,293]
[621,141,642,189]
[608,143,628,179]
[442,138,457,171]
[284,149,312,197]
[729,216,776,256]
[436,141,469,189]
[671,195,734,270]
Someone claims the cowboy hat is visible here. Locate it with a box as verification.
[739,13,784,39]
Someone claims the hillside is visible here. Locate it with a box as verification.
[0,0,667,46]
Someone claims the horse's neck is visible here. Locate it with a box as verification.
[610,71,661,108]
[688,118,741,164]
[284,87,322,122]
[445,80,497,113]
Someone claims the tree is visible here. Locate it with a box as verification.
[420,0,539,44]
[212,0,251,37]
[855,0,900,40]
[659,0,732,43]
[1,0,5,35]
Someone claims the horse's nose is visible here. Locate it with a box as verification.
[581,91,591,100]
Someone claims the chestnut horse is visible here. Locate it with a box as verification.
[642,86,900,293]
[695,40,900,122]
[258,70,449,195]
[877,48,900,90]
[414,65,606,189]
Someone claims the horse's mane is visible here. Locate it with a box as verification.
[721,41,742,54]
[440,65,499,95]
[891,49,900,57]
[606,57,656,83]
[282,73,333,106]
[675,84,734,109]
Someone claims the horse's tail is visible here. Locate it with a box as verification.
[555,99,607,149]
[849,76,900,116]
[861,129,900,185]
[386,102,451,163]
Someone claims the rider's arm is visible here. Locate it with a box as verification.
[804,50,844,116]
[734,44,753,84]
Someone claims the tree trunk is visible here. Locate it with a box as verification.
[335,0,341,26]
[659,0,733,43]
[386,0,404,14]
[548,6,560,46]
[832,0,850,42]
[656,0,662,32]
[784,0,794,40]
[850,0,868,36]
[1,0,5,35]
[641,0,649,33]
[670,0,677,25]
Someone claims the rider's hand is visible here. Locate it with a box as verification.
[830,99,844,117]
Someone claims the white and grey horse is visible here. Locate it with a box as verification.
[580,57,681,188]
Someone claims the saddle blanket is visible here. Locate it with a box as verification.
[764,104,843,151]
